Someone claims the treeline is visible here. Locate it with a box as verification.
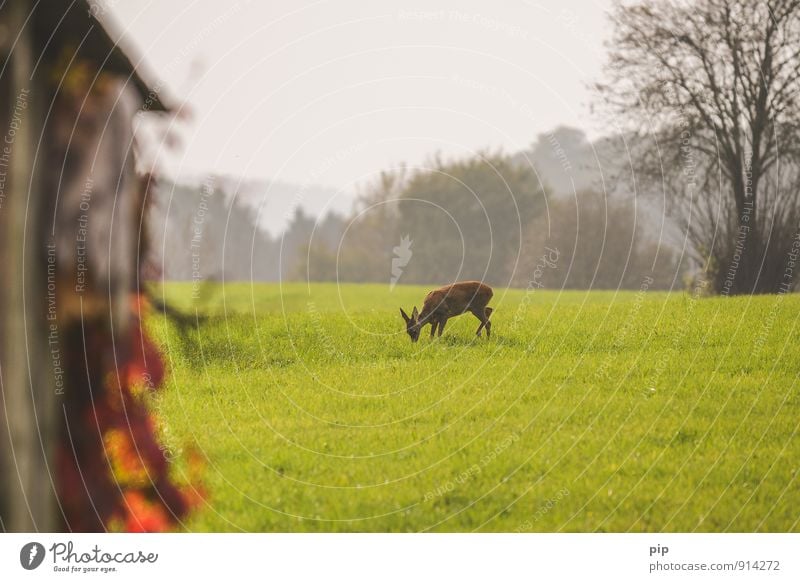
[149,130,689,290]
[512,190,684,290]
[303,154,539,286]
[298,152,686,290]
[147,177,283,282]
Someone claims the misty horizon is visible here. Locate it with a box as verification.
[111,0,614,191]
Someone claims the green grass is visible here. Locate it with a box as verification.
[147,282,800,532]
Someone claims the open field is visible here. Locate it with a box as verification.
[148,282,800,532]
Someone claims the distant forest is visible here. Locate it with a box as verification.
[149,127,689,290]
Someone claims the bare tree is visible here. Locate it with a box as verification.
[600,0,800,294]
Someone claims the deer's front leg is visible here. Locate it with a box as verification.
[429,319,438,338]
[437,317,447,337]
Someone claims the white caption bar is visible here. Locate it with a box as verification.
[1,533,797,581]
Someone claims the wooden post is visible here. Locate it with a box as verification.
[0,0,58,532]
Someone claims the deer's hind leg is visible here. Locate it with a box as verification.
[472,308,490,338]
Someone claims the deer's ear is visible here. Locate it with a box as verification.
[411,306,419,319]
[400,308,410,322]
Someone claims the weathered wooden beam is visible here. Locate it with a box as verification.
[0,0,58,532]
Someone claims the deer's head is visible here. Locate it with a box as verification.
[400,307,420,342]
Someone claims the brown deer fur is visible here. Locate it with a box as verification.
[400,281,494,342]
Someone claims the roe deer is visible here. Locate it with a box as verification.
[400,281,494,342]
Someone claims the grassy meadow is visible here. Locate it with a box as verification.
[147,282,800,532]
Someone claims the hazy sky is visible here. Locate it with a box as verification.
[111,0,614,191]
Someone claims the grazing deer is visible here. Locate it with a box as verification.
[400,281,494,342]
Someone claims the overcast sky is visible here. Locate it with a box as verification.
[111,0,614,191]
